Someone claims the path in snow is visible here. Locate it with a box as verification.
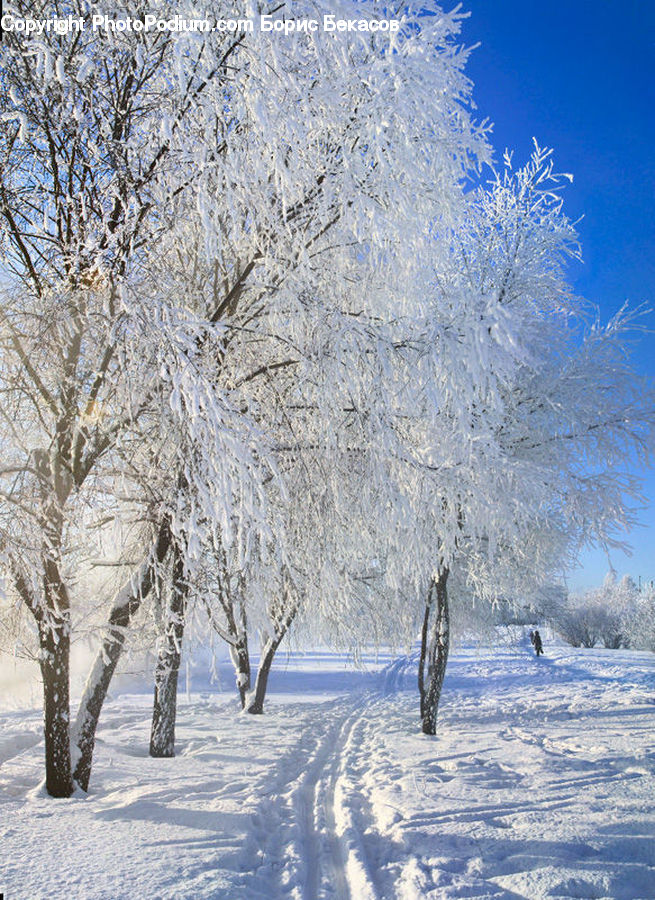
[231,641,655,899]
[1,637,655,899]
[232,653,416,900]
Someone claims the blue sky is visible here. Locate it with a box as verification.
[460,0,655,590]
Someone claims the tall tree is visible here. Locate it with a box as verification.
[1,0,488,792]
[393,148,655,733]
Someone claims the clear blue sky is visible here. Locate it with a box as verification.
[460,0,655,590]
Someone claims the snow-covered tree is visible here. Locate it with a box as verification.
[626,582,655,652]
[393,147,655,733]
[558,573,640,649]
[1,0,487,792]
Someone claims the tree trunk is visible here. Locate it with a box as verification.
[421,569,450,736]
[245,636,280,715]
[245,597,298,715]
[73,599,139,791]
[73,519,171,791]
[210,542,252,708]
[150,544,188,757]
[418,581,435,719]
[231,631,251,710]
[11,521,75,797]
[39,621,74,797]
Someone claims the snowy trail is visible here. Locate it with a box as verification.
[2,639,655,899]
[240,658,417,900]
[222,651,419,899]
[235,645,655,900]
[241,696,359,899]
[318,654,419,899]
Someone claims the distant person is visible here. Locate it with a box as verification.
[529,630,535,647]
[533,630,543,656]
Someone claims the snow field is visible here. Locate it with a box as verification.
[1,640,654,899]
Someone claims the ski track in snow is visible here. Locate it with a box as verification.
[238,657,416,899]
[2,638,655,899]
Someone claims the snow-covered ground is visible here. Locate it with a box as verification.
[2,635,655,900]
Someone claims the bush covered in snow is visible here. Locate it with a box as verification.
[555,573,641,649]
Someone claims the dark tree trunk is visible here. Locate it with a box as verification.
[418,581,436,719]
[245,636,281,715]
[149,655,182,757]
[73,519,171,791]
[150,543,188,757]
[39,621,74,797]
[73,597,140,791]
[38,547,74,797]
[12,496,75,797]
[231,631,251,710]
[245,597,298,715]
[421,569,450,736]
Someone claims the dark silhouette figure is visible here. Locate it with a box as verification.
[533,629,543,656]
